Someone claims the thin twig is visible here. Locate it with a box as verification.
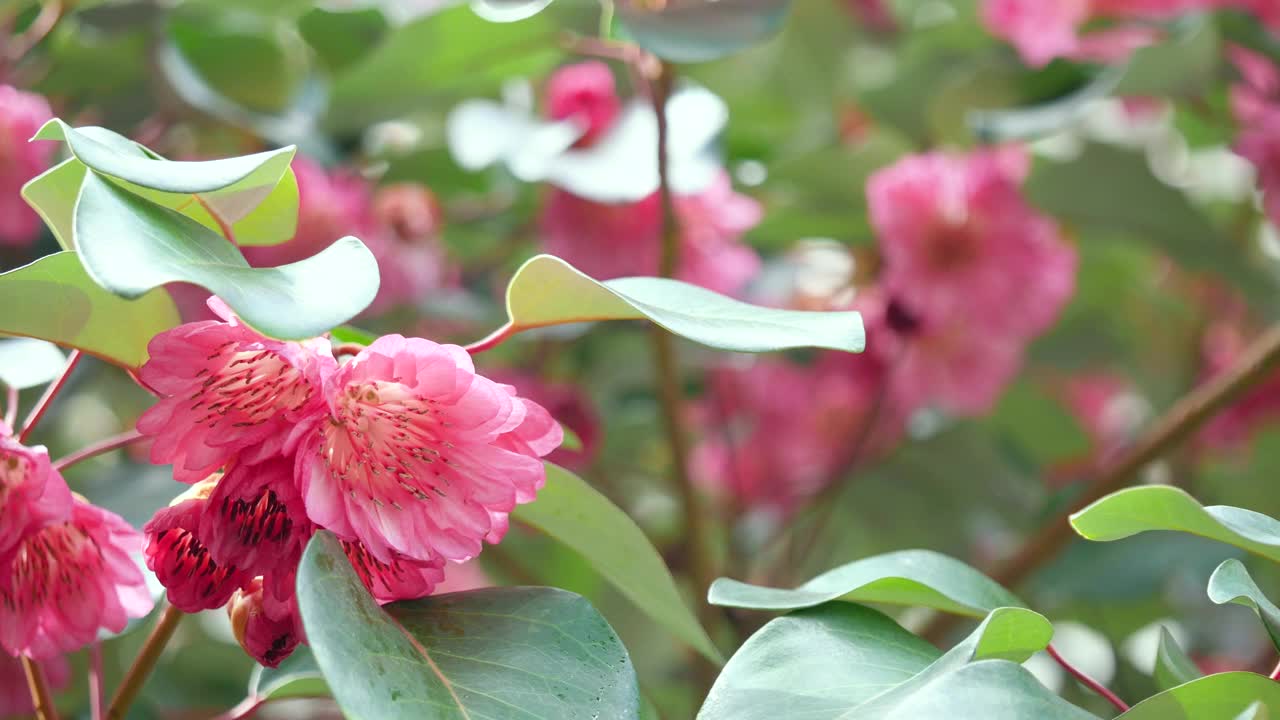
[210,696,263,720]
[52,430,145,472]
[106,604,184,720]
[22,656,59,720]
[1047,644,1129,712]
[19,350,81,443]
[3,0,62,65]
[4,384,17,430]
[923,323,1280,642]
[90,643,104,720]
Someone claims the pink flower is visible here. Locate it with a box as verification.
[1,85,55,248]
[691,351,896,513]
[539,172,762,295]
[868,146,1076,338]
[294,335,562,564]
[241,156,371,268]
[546,62,622,148]
[1058,373,1144,451]
[143,477,253,613]
[363,183,456,315]
[227,578,303,668]
[342,539,446,605]
[1228,46,1280,229]
[137,297,335,483]
[980,0,1188,67]
[0,653,68,718]
[0,498,152,659]
[434,559,490,595]
[0,432,72,559]
[201,457,312,577]
[485,370,600,471]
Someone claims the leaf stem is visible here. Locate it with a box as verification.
[1046,644,1129,712]
[4,384,17,430]
[106,604,184,720]
[52,429,145,472]
[196,195,237,245]
[211,696,264,720]
[463,323,518,355]
[23,656,59,720]
[3,0,61,66]
[90,643,104,720]
[923,323,1280,642]
[19,350,81,443]
[1270,658,1280,681]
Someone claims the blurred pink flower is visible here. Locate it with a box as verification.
[868,146,1076,338]
[144,477,252,613]
[0,653,68,719]
[546,61,622,148]
[486,370,600,471]
[0,85,55,248]
[980,0,1188,67]
[1199,315,1280,448]
[691,351,895,513]
[0,432,72,559]
[228,577,303,669]
[540,172,762,295]
[1228,45,1280,229]
[1058,373,1143,450]
[0,499,152,659]
[294,335,562,565]
[342,539,446,605]
[137,297,335,483]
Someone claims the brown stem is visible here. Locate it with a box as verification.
[923,323,1280,642]
[106,604,184,720]
[23,656,59,720]
[1047,644,1129,712]
[19,350,81,443]
[52,430,145,472]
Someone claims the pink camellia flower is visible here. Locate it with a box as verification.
[137,297,335,483]
[201,458,312,577]
[0,653,68,718]
[363,183,456,315]
[144,477,252,613]
[980,0,1189,68]
[546,61,622,148]
[691,350,896,513]
[486,370,600,471]
[1,85,55,247]
[294,335,562,564]
[0,498,152,659]
[227,578,303,668]
[868,146,1076,338]
[343,539,446,605]
[0,430,72,558]
[540,171,763,295]
[1228,45,1280,229]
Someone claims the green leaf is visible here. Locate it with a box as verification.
[701,605,1084,720]
[298,6,390,72]
[0,339,65,390]
[329,325,379,346]
[1237,701,1271,720]
[0,252,179,369]
[470,0,556,22]
[1112,15,1220,97]
[512,463,721,663]
[1153,627,1202,691]
[474,255,864,353]
[72,172,378,340]
[33,120,298,241]
[1070,485,1280,563]
[21,159,85,250]
[708,549,1023,618]
[1117,672,1280,719]
[617,0,792,63]
[296,531,641,720]
[1024,144,1275,300]
[1207,559,1280,653]
[249,647,329,701]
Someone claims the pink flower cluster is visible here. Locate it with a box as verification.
[241,156,455,315]
[0,422,152,673]
[137,299,560,666]
[1228,46,1280,230]
[537,62,763,296]
[983,0,1278,68]
[0,85,55,248]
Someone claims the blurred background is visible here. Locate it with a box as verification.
[4,0,1280,718]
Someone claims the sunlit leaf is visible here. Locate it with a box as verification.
[1153,627,1202,691]
[471,0,556,22]
[296,531,641,720]
[1207,559,1280,653]
[472,255,864,353]
[617,0,792,63]
[0,338,65,390]
[1116,672,1280,719]
[0,252,179,369]
[72,172,377,340]
[708,549,1023,618]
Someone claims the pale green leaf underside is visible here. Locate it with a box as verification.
[1207,559,1280,653]
[0,338,66,390]
[1153,627,1202,691]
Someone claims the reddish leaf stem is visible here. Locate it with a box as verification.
[1046,644,1129,713]
[52,430,145,472]
[19,350,81,443]
[464,323,518,355]
[22,656,59,720]
[1270,658,1280,681]
[106,604,184,720]
[89,643,104,720]
[3,0,61,66]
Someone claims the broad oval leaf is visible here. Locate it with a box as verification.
[512,463,721,663]
[471,0,555,22]
[470,255,864,353]
[1070,485,1280,563]
[1237,701,1270,720]
[0,252,179,368]
[701,605,1078,720]
[1208,559,1280,653]
[0,339,65,391]
[617,0,792,63]
[249,647,329,702]
[1153,627,1202,691]
[708,549,1023,618]
[297,531,641,720]
[73,172,378,340]
[1117,672,1280,719]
